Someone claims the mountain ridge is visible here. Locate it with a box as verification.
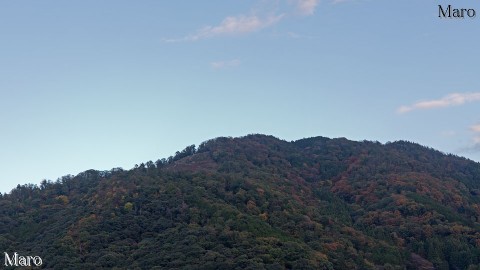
[1,134,480,269]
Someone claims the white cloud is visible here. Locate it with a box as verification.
[457,124,480,153]
[164,0,329,43]
[440,130,457,138]
[397,92,480,114]
[198,14,283,38]
[284,31,316,39]
[296,0,320,15]
[332,0,350,4]
[471,124,480,133]
[166,13,284,42]
[396,106,412,114]
[211,59,241,69]
[471,124,480,145]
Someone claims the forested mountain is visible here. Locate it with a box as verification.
[1,134,480,269]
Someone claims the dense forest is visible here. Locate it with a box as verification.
[1,134,480,269]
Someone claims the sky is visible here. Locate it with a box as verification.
[1,0,480,194]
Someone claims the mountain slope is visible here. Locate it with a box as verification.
[1,134,480,269]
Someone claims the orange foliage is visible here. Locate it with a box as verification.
[324,242,341,251]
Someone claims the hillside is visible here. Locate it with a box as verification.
[1,134,480,269]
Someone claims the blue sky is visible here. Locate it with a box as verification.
[1,0,479,193]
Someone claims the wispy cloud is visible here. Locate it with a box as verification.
[440,130,457,138]
[471,124,480,133]
[164,0,325,43]
[211,59,241,69]
[458,124,480,153]
[332,0,351,4]
[191,14,284,41]
[397,92,480,114]
[295,0,320,15]
[471,124,480,145]
[284,31,316,39]
[459,143,480,154]
[165,13,284,43]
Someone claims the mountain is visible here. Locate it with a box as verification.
[1,134,480,269]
